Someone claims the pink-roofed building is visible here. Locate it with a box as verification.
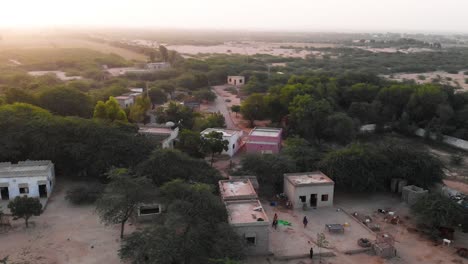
[245,127,282,154]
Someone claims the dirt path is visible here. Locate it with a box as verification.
[0,181,129,264]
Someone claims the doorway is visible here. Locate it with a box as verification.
[0,187,9,200]
[310,194,317,207]
[38,184,47,198]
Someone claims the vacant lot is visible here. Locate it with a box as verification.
[384,70,468,92]
[0,181,129,264]
[0,33,146,61]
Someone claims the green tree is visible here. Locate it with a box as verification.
[129,95,151,123]
[234,154,296,195]
[240,93,266,127]
[95,168,155,238]
[283,138,322,172]
[8,196,42,228]
[135,149,222,186]
[38,87,92,117]
[289,94,333,143]
[193,89,216,102]
[177,129,205,158]
[406,84,447,126]
[325,112,356,144]
[412,192,467,229]
[159,45,169,62]
[201,131,229,166]
[93,97,128,122]
[231,105,241,117]
[156,101,194,129]
[316,233,329,264]
[148,88,167,105]
[4,88,37,105]
[120,180,245,264]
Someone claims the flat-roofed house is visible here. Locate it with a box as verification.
[138,124,179,149]
[201,128,243,157]
[0,160,55,201]
[219,179,258,201]
[115,95,135,108]
[245,127,282,154]
[225,199,270,255]
[283,171,334,209]
[227,76,245,86]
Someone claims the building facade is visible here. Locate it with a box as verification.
[201,128,243,157]
[283,171,334,209]
[245,127,282,154]
[139,125,179,149]
[225,200,270,255]
[227,76,245,86]
[0,160,55,201]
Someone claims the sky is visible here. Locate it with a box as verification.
[1,0,467,33]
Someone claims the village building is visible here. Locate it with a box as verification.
[138,124,179,149]
[201,128,243,157]
[225,199,270,255]
[228,176,259,191]
[283,171,334,209]
[227,76,245,86]
[0,160,55,201]
[245,127,282,154]
[146,62,170,70]
[219,179,258,201]
[115,95,135,108]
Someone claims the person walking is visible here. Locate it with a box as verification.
[309,247,314,259]
[272,219,278,229]
[303,216,308,228]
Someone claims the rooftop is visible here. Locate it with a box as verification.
[0,161,54,178]
[225,200,269,225]
[219,179,257,201]
[284,171,334,186]
[249,127,282,138]
[138,126,173,135]
[115,95,132,100]
[201,128,242,138]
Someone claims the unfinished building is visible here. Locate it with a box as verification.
[401,185,428,205]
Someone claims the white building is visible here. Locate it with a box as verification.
[227,76,245,86]
[139,124,179,149]
[0,160,55,201]
[115,95,135,108]
[146,62,170,70]
[283,171,334,209]
[201,128,243,157]
[225,199,270,255]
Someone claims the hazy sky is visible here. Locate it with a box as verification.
[1,0,467,33]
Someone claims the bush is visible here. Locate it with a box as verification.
[66,184,103,205]
[465,78,468,84]
[417,75,426,80]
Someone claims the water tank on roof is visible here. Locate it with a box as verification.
[165,121,175,127]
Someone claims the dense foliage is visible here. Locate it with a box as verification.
[119,180,245,264]
[0,103,155,177]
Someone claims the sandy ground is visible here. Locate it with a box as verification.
[384,70,468,92]
[247,193,468,264]
[0,34,146,61]
[167,42,335,58]
[0,180,130,264]
[443,180,468,194]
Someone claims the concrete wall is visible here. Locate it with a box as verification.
[233,223,270,255]
[415,128,468,151]
[245,142,281,154]
[284,180,334,209]
[0,173,55,200]
[402,185,428,205]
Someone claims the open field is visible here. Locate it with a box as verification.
[384,70,468,92]
[0,33,146,61]
[167,42,336,58]
[0,181,129,264]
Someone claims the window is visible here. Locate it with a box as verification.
[299,196,306,203]
[321,194,329,201]
[232,144,235,149]
[239,79,243,83]
[19,187,29,194]
[245,234,256,245]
